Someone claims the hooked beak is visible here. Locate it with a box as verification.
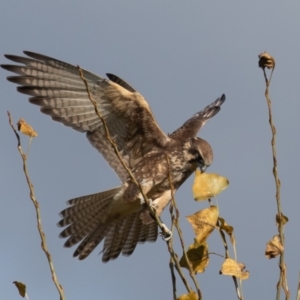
[200,165,207,173]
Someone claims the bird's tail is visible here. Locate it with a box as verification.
[58,185,158,262]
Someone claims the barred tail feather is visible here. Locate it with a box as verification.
[58,186,158,261]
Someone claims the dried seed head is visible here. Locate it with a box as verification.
[258,51,275,69]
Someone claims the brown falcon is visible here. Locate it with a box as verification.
[1,51,225,262]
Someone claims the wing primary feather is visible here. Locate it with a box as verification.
[170,94,226,140]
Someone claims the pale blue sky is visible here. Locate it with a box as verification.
[1,2,300,299]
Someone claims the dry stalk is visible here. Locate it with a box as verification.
[167,198,193,294]
[7,111,65,300]
[168,205,178,299]
[77,67,168,233]
[232,276,242,300]
[258,53,290,300]
[165,154,202,299]
[169,257,177,300]
[167,241,193,294]
[217,220,242,300]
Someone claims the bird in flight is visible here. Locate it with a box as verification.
[2,51,225,262]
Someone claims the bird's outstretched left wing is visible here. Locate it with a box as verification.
[169,94,225,140]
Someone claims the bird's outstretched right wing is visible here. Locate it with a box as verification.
[169,94,225,140]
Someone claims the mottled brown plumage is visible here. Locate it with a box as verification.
[2,51,225,262]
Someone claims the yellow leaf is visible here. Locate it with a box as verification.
[177,291,198,300]
[179,241,209,274]
[186,206,219,243]
[218,217,235,245]
[265,235,283,259]
[17,118,38,137]
[220,258,250,280]
[192,170,229,201]
[13,281,26,297]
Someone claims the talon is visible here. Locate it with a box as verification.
[149,200,158,212]
[140,197,157,212]
[139,196,145,205]
[159,223,172,241]
[139,195,152,205]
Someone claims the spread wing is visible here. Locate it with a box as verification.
[2,51,170,181]
[169,94,225,140]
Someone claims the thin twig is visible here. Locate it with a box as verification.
[232,276,242,300]
[168,204,178,299]
[217,221,230,258]
[169,258,177,300]
[165,154,202,299]
[166,193,193,294]
[167,241,193,293]
[7,111,65,300]
[207,252,225,258]
[77,67,168,234]
[217,220,242,300]
[261,66,290,300]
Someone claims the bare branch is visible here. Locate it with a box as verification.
[7,111,65,300]
[169,258,177,300]
[217,219,243,300]
[258,52,290,300]
[165,153,202,299]
[77,66,169,235]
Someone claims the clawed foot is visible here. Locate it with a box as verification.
[139,196,171,240]
[139,196,157,210]
[159,223,172,241]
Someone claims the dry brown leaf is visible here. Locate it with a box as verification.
[192,170,229,201]
[13,281,26,297]
[265,235,284,259]
[258,52,275,69]
[219,217,235,244]
[276,213,289,226]
[220,258,250,280]
[186,206,219,243]
[179,241,209,274]
[17,118,38,137]
[177,291,198,300]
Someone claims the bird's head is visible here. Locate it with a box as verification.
[184,137,213,173]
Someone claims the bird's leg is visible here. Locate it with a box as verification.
[159,223,172,241]
[139,196,172,241]
[138,190,172,239]
[138,195,158,211]
[138,194,152,206]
